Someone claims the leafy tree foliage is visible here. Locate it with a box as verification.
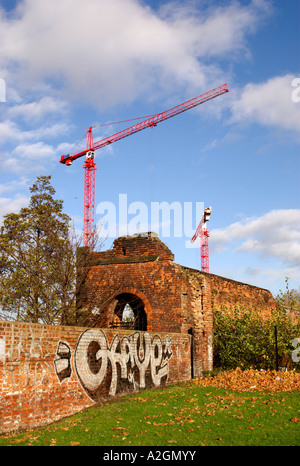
[0,176,89,325]
[213,304,300,371]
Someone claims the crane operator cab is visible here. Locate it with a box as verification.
[86,151,95,160]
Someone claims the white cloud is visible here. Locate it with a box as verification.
[0,195,29,223]
[8,96,67,122]
[0,177,29,195]
[0,118,71,144]
[0,138,69,173]
[230,74,300,133]
[5,141,56,173]
[210,209,300,267]
[0,118,73,172]
[245,265,300,285]
[0,119,19,142]
[0,0,272,108]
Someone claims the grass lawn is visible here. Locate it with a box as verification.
[0,380,299,447]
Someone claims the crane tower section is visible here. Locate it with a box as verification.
[191,207,212,273]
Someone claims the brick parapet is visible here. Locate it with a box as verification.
[90,232,174,264]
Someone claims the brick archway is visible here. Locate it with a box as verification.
[107,288,153,331]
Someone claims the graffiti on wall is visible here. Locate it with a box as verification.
[0,324,50,391]
[54,329,173,401]
[54,341,72,382]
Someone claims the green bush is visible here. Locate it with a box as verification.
[213,306,300,371]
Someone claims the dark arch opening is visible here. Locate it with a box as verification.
[110,293,147,331]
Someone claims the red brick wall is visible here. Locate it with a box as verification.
[0,320,191,434]
[208,272,276,315]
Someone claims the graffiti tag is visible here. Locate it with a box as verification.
[54,329,172,400]
[53,341,72,382]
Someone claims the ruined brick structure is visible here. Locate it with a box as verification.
[78,232,276,378]
[0,233,277,434]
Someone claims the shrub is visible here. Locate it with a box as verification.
[213,306,300,371]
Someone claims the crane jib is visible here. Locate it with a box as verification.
[59,84,228,165]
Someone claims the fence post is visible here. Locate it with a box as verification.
[274,325,279,371]
[188,328,194,379]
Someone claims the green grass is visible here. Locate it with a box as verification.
[1,382,299,446]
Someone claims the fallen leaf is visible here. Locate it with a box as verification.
[290,417,300,423]
[194,368,300,392]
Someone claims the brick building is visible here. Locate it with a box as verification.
[77,232,276,378]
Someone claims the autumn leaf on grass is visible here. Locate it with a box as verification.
[70,441,80,446]
[28,436,40,445]
[11,438,27,444]
[290,417,300,423]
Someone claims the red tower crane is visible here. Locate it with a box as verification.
[59,84,228,249]
[191,206,212,273]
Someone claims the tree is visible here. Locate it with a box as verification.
[275,277,300,321]
[0,176,91,325]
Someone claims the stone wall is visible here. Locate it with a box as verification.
[0,320,191,433]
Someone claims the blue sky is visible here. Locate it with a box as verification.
[0,0,299,297]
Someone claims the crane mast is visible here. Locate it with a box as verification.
[59,84,228,249]
[191,206,212,273]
